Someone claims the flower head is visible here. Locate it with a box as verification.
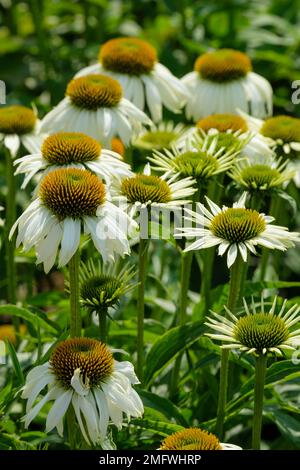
[241,112,300,186]
[14,131,132,188]
[0,105,42,156]
[21,338,143,446]
[182,49,272,120]
[132,122,187,151]
[206,296,300,356]
[159,427,241,450]
[40,75,151,146]
[180,112,274,160]
[79,259,137,312]
[10,168,136,272]
[261,115,300,144]
[114,164,196,218]
[75,37,189,122]
[99,37,157,75]
[229,157,294,192]
[178,193,300,267]
[150,132,241,181]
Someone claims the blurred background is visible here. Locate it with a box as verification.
[1,0,300,116]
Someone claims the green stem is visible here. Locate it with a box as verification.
[259,195,281,282]
[200,175,224,312]
[67,407,77,450]
[215,253,246,439]
[169,250,193,397]
[252,354,267,450]
[5,148,19,334]
[69,251,81,338]
[137,237,149,382]
[98,308,107,343]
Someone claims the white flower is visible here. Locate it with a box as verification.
[159,427,242,450]
[178,192,300,268]
[14,131,133,189]
[178,112,275,161]
[0,105,44,157]
[132,121,188,151]
[149,131,241,180]
[75,37,189,122]
[182,49,272,121]
[10,168,137,273]
[206,295,300,356]
[228,155,295,191]
[21,338,144,447]
[112,163,197,220]
[39,74,152,147]
[242,112,300,186]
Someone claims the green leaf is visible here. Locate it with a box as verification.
[144,321,205,386]
[137,389,189,427]
[5,341,24,385]
[266,408,300,449]
[130,418,183,437]
[226,360,300,414]
[0,305,59,334]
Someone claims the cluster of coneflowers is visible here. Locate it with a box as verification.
[1,37,300,450]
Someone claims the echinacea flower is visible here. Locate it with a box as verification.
[206,296,300,356]
[178,193,300,268]
[10,168,136,272]
[132,121,187,151]
[159,428,241,451]
[114,164,196,219]
[0,105,43,156]
[260,115,300,156]
[190,113,274,160]
[40,74,151,146]
[14,132,132,188]
[241,113,300,186]
[75,37,189,122]
[149,132,240,182]
[21,338,144,447]
[228,156,295,192]
[79,259,137,313]
[182,49,272,120]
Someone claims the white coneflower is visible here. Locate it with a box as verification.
[228,156,295,192]
[178,193,300,268]
[182,49,272,120]
[132,121,187,151]
[114,164,196,218]
[79,259,137,313]
[14,132,132,188]
[75,37,189,122]
[21,338,144,447]
[206,296,300,356]
[182,113,275,160]
[149,132,240,181]
[39,74,151,146]
[10,168,136,272]
[0,105,43,157]
[159,428,241,450]
[243,113,300,186]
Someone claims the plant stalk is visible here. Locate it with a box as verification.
[69,251,81,338]
[98,308,107,343]
[215,253,246,438]
[252,354,267,450]
[137,237,149,382]
[169,250,193,397]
